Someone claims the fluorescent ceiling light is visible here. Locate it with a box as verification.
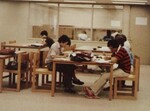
[112,0,147,5]
[64,0,96,3]
[112,2,146,5]
[112,0,147,2]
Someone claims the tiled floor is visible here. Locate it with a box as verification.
[0,65,150,111]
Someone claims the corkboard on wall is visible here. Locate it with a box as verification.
[59,25,75,39]
[32,25,53,38]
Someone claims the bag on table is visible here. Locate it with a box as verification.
[70,52,92,62]
[0,49,15,55]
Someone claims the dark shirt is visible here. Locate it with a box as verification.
[103,36,114,41]
[45,37,54,48]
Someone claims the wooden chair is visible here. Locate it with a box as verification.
[9,40,16,44]
[2,52,30,91]
[0,41,13,84]
[113,55,140,99]
[9,40,20,51]
[31,52,52,92]
[134,55,140,91]
[0,41,6,50]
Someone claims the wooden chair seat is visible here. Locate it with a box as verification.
[113,55,140,100]
[35,68,51,74]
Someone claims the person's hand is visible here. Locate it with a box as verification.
[62,53,68,58]
[104,56,110,60]
[72,44,76,51]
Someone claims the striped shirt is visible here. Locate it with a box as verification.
[114,47,131,73]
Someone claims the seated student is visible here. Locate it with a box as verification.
[61,36,84,85]
[115,33,133,65]
[40,30,54,48]
[102,30,114,41]
[78,31,89,41]
[81,39,131,98]
[45,35,83,93]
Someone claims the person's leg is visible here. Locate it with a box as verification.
[69,65,84,85]
[60,64,76,93]
[90,73,110,95]
[89,69,129,96]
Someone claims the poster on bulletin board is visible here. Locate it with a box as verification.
[135,17,147,26]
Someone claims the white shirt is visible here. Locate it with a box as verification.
[78,33,88,41]
[45,42,60,63]
[124,40,131,51]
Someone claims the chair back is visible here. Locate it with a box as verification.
[0,41,6,49]
[134,55,140,91]
[9,40,16,44]
[42,51,49,67]
[33,52,40,71]
[133,55,140,78]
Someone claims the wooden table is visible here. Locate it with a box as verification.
[0,55,12,92]
[75,45,111,53]
[2,43,47,52]
[2,43,47,67]
[51,58,114,100]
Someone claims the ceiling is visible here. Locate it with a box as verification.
[1,0,150,5]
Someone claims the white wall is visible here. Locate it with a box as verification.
[0,2,29,43]
[58,7,123,29]
[0,1,51,43]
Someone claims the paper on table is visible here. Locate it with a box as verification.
[53,57,70,61]
[95,58,110,63]
[97,46,111,52]
[30,43,44,46]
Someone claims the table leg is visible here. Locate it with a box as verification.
[109,64,113,101]
[0,60,3,92]
[51,62,56,97]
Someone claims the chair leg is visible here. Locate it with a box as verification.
[42,75,45,85]
[32,74,36,91]
[8,73,12,85]
[16,73,21,92]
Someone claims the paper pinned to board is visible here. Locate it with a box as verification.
[111,20,121,27]
[135,17,147,25]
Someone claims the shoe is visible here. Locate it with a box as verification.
[64,88,76,94]
[73,79,84,85]
[85,94,100,99]
[83,87,100,99]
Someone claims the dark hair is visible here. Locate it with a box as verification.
[40,30,48,36]
[115,33,126,46]
[122,34,127,42]
[107,30,111,36]
[58,35,70,43]
[67,38,71,46]
[107,39,119,48]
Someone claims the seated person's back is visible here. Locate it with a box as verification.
[78,31,88,41]
[102,30,114,41]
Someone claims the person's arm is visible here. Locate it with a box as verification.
[49,47,68,59]
[51,54,68,59]
[111,56,117,63]
[63,44,76,51]
[104,55,117,63]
